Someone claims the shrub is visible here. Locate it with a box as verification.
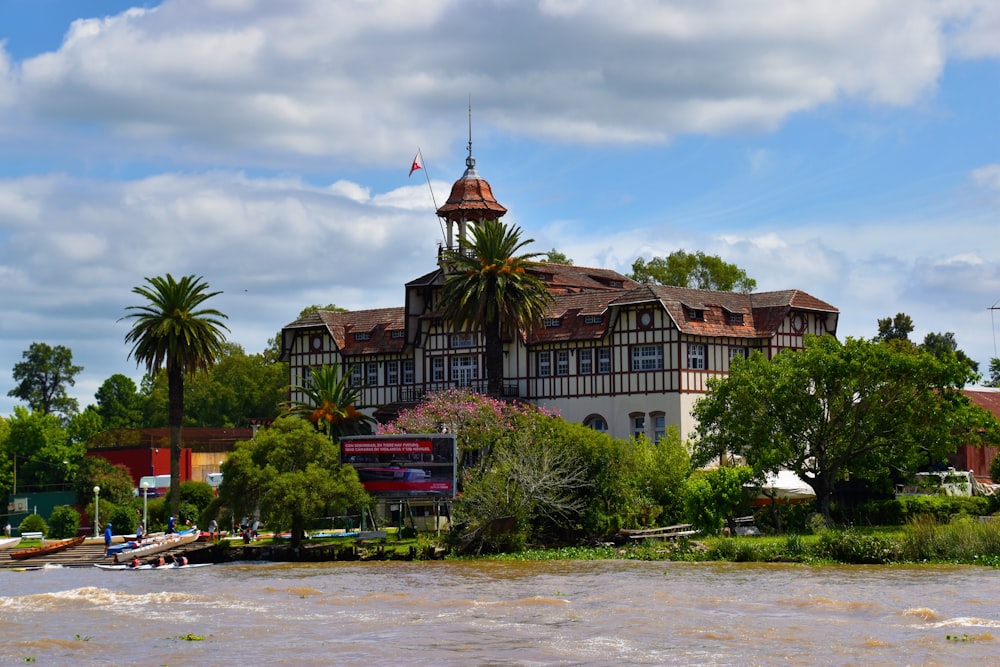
[18,513,48,537]
[899,515,1000,562]
[108,505,138,534]
[48,506,80,538]
[859,496,991,525]
[814,529,897,564]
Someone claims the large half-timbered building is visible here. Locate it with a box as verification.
[279,146,839,442]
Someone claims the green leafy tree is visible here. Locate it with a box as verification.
[692,336,1000,519]
[122,274,229,518]
[683,466,754,534]
[5,407,82,490]
[67,407,104,446]
[95,374,145,429]
[283,363,374,439]
[7,342,83,418]
[987,358,1000,388]
[142,344,285,427]
[629,250,757,293]
[48,505,81,539]
[921,331,979,375]
[438,219,554,397]
[219,416,368,549]
[875,312,915,342]
[541,248,573,265]
[74,457,136,509]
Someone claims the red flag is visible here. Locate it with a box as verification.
[409,151,422,177]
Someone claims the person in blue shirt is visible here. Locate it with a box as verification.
[167,516,176,534]
[103,522,113,556]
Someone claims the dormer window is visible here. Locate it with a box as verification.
[543,318,561,328]
[685,307,705,321]
[584,315,604,325]
[391,330,405,338]
[354,332,372,341]
[728,312,744,324]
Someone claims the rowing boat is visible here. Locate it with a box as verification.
[94,562,211,570]
[9,536,85,560]
[112,528,198,563]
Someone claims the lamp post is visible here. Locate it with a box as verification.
[93,486,101,537]
[141,481,149,529]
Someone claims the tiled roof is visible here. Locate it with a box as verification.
[286,307,406,354]
[527,262,640,293]
[436,175,507,219]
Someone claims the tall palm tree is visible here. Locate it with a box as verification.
[283,363,375,440]
[121,274,229,518]
[438,219,554,398]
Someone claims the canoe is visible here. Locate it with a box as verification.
[9,536,85,560]
[113,528,198,563]
[0,537,22,551]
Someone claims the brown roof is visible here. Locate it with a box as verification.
[527,263,639,293]
[436,173,507,220]
[964,388,1000,419]
[285,307,407,355]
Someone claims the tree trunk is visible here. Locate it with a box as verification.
[290,513,304,551]
[484,318,504,398]
[167,361,184,520]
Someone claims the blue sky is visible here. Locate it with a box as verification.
[2,0,999,417]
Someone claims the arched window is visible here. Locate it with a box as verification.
[583,414,608,432]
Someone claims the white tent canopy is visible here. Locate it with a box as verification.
[750,470,816,501]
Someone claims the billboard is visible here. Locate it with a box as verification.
[340,434,457,498]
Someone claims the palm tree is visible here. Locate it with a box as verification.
[438,219,553,398]
[283,363,375,440]
[121,274,229,518]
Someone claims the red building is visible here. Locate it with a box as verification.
[949,388,1000,481]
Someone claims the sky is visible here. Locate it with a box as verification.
[1,0,999,417]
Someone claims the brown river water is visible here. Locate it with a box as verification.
[1,559,997,666]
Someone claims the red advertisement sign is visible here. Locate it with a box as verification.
[340,434,457,498]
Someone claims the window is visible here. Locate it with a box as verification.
[543,318,562,328]
[450,333,475,348]
[652,414,666,442]
[385,360,399,385]
[631,345,663,371]
[578,349,593,374]
[354,332,372,341]
[391,330,406,339]
[632,415,646,438]
[584,315,604,325]
[451,355,477,386]
[537,351,552,377]
[366,362,378,386]
[432,357,444,382]
[685,307,705,321]
[585,416,608,432]
[402,360,414,385]
[729,346,748,361]
[728,312,744,324]
[556,350,569,376]
[688,343,706,369]
[349,364,362,386]
[597,348,611,374]
[303,366,312,381]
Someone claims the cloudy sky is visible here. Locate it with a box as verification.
[2,0,999,416]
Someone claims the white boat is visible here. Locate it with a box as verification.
[0,537,22,551]
[112,528,198,563]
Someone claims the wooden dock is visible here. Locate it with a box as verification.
[620,524,700,541]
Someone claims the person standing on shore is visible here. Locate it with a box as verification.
[103,523,113,556]
[167,515,176,534]
[208,518,218,540]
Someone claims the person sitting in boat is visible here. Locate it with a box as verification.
[176,555,188,566]
[130,556,141,569]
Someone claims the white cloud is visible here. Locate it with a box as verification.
[1,0,990,166]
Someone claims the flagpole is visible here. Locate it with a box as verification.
[411,148,445,242]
